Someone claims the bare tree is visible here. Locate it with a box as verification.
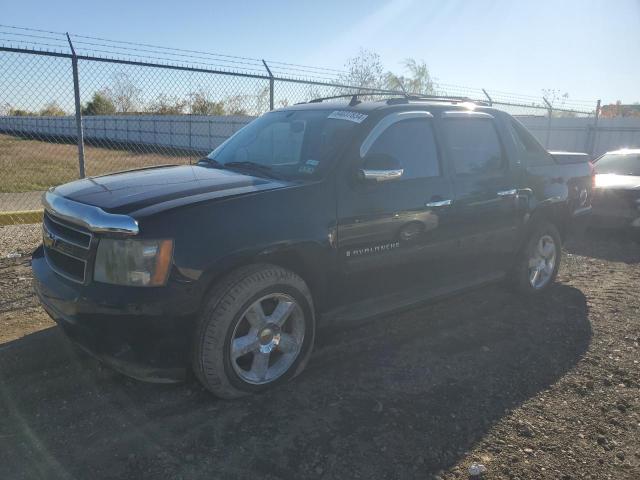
[146,94,187,115]
[255,86,271,114]
[223,95,250,116]
[189,88,225,115]
[542,88,569,108]
[105,72,142,113]
[542,89,575,117]
[339,48,386,90]
[39,101,66,116]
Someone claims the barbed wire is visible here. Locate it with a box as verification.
[0,24,598,112]
[69,33,349,75]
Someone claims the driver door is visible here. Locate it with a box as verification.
[335,111,458,304]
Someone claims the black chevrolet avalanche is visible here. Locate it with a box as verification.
[33,97,593,398]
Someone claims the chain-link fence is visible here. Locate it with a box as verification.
[0,25,611,254]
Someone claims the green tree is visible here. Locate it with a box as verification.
[39,101,66,116]
[339,50,435,96]
[8,108,34,116]
[189,89,225,115]
[386,59,435,95]
[82,92,117,115]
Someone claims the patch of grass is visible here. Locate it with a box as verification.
[0,210,43,226]
[0,134,198,193]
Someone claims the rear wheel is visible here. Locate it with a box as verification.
[192,264,315,399]
[511,222,562,295]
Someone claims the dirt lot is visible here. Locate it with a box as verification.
[0,230,638,480]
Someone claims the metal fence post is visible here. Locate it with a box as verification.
[589,99,601,156]
[482,88,493,106]
[66,33,86,178]
[542,97,553,149]
[262,60,274,111]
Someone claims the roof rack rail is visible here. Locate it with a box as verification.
[308,92,406,105]
[305,92,490,107]
[388,95,490,106]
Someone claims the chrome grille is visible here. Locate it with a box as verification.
[43,211,93,283]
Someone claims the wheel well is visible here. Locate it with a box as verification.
[527,207,566,242]
[200,249,326,313]
[257,250,325,304]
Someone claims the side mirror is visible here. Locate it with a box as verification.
[359,153,403,182]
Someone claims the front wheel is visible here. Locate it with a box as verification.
[511,222,562,295]
[192,264,315,399]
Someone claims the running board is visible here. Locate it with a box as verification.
[319,272,506,327]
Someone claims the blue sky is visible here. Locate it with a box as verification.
[3,0,639,105]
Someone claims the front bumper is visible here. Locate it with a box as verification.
[32,245,199,382]
[590,188,640,230]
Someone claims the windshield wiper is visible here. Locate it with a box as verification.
[197,158,284,179]
[224,161,283,179]
[196,157,224,168]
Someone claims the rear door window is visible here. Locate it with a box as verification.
[441,118,504,176]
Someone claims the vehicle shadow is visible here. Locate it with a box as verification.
[0,283,590,479]
[565,228,640,264]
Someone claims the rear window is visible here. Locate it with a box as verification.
[594,153,640,176]
[442,118,504,176]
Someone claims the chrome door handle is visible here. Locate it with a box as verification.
[497,189,518,197]
[426,199,452,207]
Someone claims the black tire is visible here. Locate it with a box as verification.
[510,221,562,295]
[192,264,315,399]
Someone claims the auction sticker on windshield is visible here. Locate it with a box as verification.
[327,111,368,123]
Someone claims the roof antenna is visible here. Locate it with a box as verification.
[348,94,360,106]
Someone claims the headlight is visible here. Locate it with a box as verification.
[94,238,173,287]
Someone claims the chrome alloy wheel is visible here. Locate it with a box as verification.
[528,234,557,289]
[229,293,305,385]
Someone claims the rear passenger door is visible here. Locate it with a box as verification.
[441,111,521,276]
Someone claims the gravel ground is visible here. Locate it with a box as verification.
[0,230,638,480]
[0,223,41,258]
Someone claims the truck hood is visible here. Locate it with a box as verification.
[594,173,640,190]
[52,165,291,215]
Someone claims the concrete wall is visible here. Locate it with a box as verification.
[1,114,640,158]
[516,116,640,157]
[0,114,254,153]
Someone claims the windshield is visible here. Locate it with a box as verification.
[594,153,640,176]
[206,109,361,180]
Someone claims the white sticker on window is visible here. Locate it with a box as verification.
[298,165,315,174]
[327,111,368,123]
